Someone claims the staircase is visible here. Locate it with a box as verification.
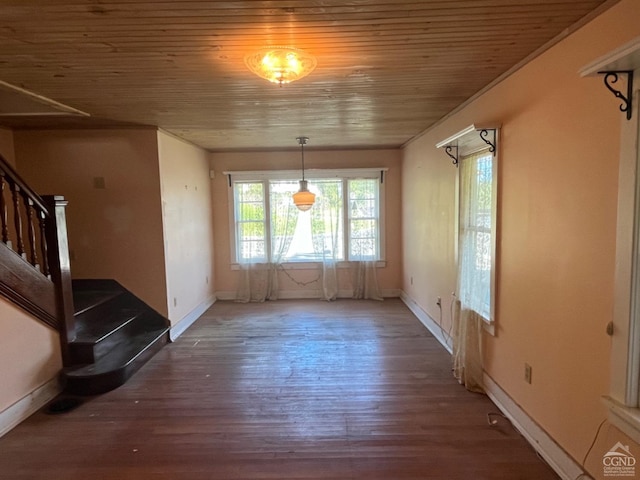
[62,279,170,396]
[0,154,170,398]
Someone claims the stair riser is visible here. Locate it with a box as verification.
[70,311,168,364]
[64,330,169,396]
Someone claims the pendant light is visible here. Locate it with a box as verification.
[292,136,315,211]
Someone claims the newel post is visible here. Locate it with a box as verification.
[43,195,75,367]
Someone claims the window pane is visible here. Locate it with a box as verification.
[239,221,264,239]
[350,198,376,218]
[237,183,264,203]
[459,152,493,320]
[350,219,377,238]
[348,178,379,260]
[235,182,266,262]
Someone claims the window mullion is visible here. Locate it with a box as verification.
[264,180,272,263]
[344,178,350,261]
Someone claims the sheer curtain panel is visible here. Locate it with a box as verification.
[452,150,494,392]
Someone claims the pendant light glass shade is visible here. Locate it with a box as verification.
[293,180,315,211]
[244,47,317,86]
[293,137,315,211]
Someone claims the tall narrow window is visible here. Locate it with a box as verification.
[458,150,495,322]
[348,178,380,260]
[234,181,267,262]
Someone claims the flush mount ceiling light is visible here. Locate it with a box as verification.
[244,47,317,86]
[292,136,315,211]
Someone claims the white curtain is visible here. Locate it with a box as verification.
[352,261,383,300]
[452,301,484,393]
[311,180,341,301]
[350,178,383,301]
[452,150,493,392]
[236,263,274,303]
[236,181,299,303]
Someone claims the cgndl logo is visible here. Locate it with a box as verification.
[603,442,636,477]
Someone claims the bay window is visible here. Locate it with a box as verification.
[226,169,386,265]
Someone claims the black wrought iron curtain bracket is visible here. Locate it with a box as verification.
[445,145,459,166]
[598,70,634,120]
[479,129,496,153]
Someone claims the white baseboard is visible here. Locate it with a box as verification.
[483,373,586,480]
[0,376,62,438]
[215,289,401,301]
[170,295,217,341]
[400,289,584,479]
[400,290,453,353]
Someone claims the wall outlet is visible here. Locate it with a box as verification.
[524,363,532,384]
[436,296,442,307]
[173,297,177,307]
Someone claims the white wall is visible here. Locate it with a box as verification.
[157,131,216,330]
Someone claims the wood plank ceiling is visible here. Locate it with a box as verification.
[0,0,614,151]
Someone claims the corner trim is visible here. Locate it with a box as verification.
[400,290,453,353]
[483,373,585,480]
[0,376,62,438]
[169,295,217,341]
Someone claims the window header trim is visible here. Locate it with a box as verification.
[223,167,388,183]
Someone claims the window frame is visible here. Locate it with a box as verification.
[225,168,387,267]
[437,125,500,334]
[458,148,497,325]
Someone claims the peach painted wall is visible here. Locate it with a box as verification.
[401,0,640,475]
[13,129,168,316]
[157,131,215,326]
[0,132,62,418]
[210,149,402,297]
[0,299,61,413]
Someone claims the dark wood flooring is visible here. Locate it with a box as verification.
[0,299,559,479]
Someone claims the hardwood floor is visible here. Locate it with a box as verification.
[0,299,559,479]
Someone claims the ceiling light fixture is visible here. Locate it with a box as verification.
[244,47,317,86]
[292,136,315,211]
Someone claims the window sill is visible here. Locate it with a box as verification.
[482,320,496,336]
[230,260,387,271]
[603,395,640,444]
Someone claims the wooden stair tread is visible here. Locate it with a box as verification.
[73,307,143,343]
[64,327,169,378]
[72,289,122,315]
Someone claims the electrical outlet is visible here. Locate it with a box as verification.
[173,297,177,307]
[524,363,532,384]
[436,296,442,307]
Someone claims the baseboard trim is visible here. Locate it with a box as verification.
[400,290,453,353]
[169,295,217,341]
[483,373,586,480]
[0,376,62,438]
[215,289,401,301]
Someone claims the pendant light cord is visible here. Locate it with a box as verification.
[297,136,308,181]
[301,141,305,181]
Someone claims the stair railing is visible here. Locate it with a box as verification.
[0,154,75,365]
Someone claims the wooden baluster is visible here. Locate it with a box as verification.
[0,172,8,245]
[39,209,50,277]
[26,197,38,269]
[11,183,25,257]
